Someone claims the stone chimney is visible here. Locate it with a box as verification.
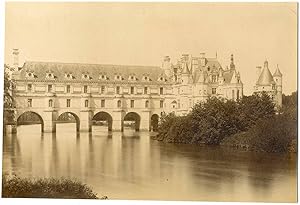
[162,55,171,78]
[12,48,19,70]
[256,66,262,79]
[200,52,206,66]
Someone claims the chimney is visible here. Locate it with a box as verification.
[12,48,19,70]
[163,55,170,62]
[200,52,206,66]
[256,66,262,79]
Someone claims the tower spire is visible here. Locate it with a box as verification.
[230,54,235,70]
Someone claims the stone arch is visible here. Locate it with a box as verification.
[92,111,113,131]
[150,114,159,131]
[123,112,141,131]
[17,111,44,132]
[56,112,80,132]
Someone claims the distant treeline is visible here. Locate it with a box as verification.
[155,92,297,153]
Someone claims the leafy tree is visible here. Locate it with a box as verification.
[3,64,16,125]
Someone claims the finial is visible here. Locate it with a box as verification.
[216,51,218,59]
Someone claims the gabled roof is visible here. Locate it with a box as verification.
[223,70,234,84]
[256,66,275,86]
[17,61,167,83]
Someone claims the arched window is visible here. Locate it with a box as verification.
[117,100,121,108]
[49,99,53,107]
[145,100,149,108]
[85,100,89,107]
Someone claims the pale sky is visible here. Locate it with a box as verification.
[5,2,297,95]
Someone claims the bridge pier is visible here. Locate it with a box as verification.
[112,110,123,131]
[140,110,151,131]
[80,110,92,132]
[43,111,55,133]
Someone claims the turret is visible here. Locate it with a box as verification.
[181,62,190,84]
[230,54,235,70]
[273,64,283,107]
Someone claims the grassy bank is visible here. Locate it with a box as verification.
[2,174,107,199]
[155,92,297,153]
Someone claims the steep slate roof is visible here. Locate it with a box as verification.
[256,66,275,85]
[18,61,167,83]
[204,58,222,69]
[273,66,282,77]
[223,70,235,84]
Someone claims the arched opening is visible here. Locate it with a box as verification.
[151,114,159,132]
[123,112,140,132]
[56,112,80,132]
[92,112,113,131]
[17,111,44,132]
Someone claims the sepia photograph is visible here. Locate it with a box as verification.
[1,2,298,203]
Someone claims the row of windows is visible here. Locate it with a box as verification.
[27,99,164,108]
[27,84,164,95]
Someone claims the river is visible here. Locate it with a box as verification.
[2,124,297,202]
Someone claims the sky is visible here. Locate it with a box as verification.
[4,2,297,95]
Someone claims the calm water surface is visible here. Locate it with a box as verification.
[2,124,297,202]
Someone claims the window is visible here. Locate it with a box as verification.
[117,100,121,108]
[101,86,105,94]
[212,88,216,94]
[84,85,88,93]
[66,85,70,93]
[130,100,134,108]
[212,75,216,83]
[130,87,134,94]
[237,90,240,100]
[48,85,53,92]
[232,90,235,100]
[145,100,149,108]
[189,99,192,107]
[48,99,53,107]
[101,99,105,108]
[272,84,276,90]
[85,100,89,107]
[116,86,120,94]
[27,99,32,107]
[144,87,148,94]
[27,84,32,92]
[160,100,164,108]
[67,99,71,107]
[160,87,164,95]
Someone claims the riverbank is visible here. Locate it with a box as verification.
[154,93,297,154]
[2,174,107,199]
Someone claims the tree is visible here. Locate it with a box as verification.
[3,64,16,125]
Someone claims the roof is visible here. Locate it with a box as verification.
[223,70,235,84]
[16,61,167,83]
[273,66,282,77]
[256,66,275,86]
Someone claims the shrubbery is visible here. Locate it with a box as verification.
[2,174,103,199]
[156,92,297,153]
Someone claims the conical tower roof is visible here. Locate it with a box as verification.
[273,65,282,77]
[256,61,275,85]
[182,62,189,74]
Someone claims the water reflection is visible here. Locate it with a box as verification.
[2,124,297,202]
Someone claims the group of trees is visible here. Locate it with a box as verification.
[156,92,297,153]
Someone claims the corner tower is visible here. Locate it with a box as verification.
[273,64,283,107]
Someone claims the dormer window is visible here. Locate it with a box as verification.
[26,72,35,78]
[158,76,166,82]
[99,74,107,80]
[129,75,137,81]
[65,73,74,80]
[82,73,90,80]
[115,74,122,81]
[46,72,55,79]
[143,75,150,81]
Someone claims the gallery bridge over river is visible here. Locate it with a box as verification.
[15,107,160,133]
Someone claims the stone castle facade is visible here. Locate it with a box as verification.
[10,50,244,132]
